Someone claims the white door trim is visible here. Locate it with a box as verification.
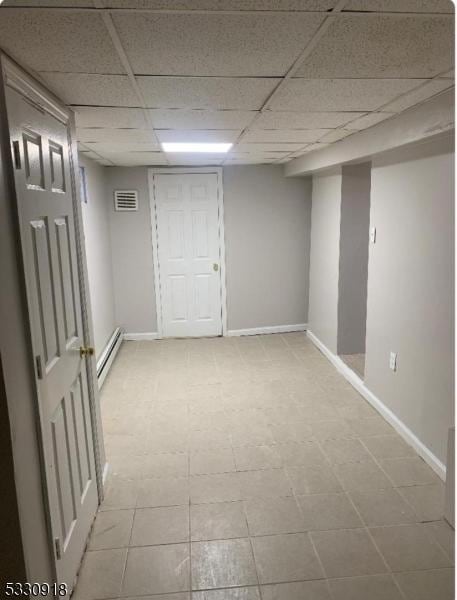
[148,167,227,338]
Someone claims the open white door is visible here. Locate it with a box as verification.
[153,171,225,338]
[4,72,99,594]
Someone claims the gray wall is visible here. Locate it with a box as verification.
[337,163,371,356]
[105,167,158,334]
[223,166,312,331]
[365,136,454,465]
[307,136,454,467]
[80,155,116,358]
[308,168,342,353]
[105,165,312,334]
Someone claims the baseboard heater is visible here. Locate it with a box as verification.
[96,327,123,389]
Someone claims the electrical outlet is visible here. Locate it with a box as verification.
[389,352,397,371]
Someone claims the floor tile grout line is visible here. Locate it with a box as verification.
[311,435,409,598]
[358,436,445,524]
[188,446,193,594]
[242,497,263,598]
[420,521,455,563]
[287,451,332,590]
[92,335,452,600]
[341,485,409,599]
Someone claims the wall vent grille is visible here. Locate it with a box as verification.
[114,190,138,211]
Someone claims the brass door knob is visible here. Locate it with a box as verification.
[80,346,95,358]
[213,263,219,272]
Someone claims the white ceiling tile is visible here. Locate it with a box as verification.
[41,74,138,107]
[138,76,279,110]
[252,111,365,129]
[241,129,331,143]
[73,107,147,129]
[166,155,225,165]
[3,1,94,5]
[113,12,325,76]
[346,112,394,130]
[105,0,337,9]
[0,10,124,73]
[319,129,355,142]
[343,0,454,13]
[295,15,453,79]
[224,157,278,164]
[235,142,306,152]
[270,79,426,112]
[147,109,256,130]
[106,152,169,166]
[77,129,158,143]
[79,150,102,162]
[228,151,287,159]
[381,79,454,112]
[85,142,161,153]
[296,142,331,154]
[155,130,240,143]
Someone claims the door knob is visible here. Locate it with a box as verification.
[80,346,95,358]
[213,263,219,272]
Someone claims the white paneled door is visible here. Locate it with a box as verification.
[154,173,224,337]
[6,85,98,595]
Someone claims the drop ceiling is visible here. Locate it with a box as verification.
[0,0,454,167]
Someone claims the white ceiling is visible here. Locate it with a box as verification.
[0,0,454,167]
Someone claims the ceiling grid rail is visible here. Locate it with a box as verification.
[272,66,457,165]
[92,0,169,165]
[1,1,451,167]
[222,0,350,164]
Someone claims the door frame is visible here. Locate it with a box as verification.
[0,52,105,582]
[148,167,228,338]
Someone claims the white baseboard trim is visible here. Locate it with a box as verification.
[307,330,446,481]
[96,327,123,389]
[102,462,109,487]
[227,324,308,337]
[123,332,160,341]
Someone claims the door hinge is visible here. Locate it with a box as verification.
[54,537,62,560]
[12,140,21,169]
[35,355,43,379]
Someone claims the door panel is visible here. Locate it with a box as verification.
[6,86,98,595]
[155,173,223,337]
[23,130,45,188]
[30,218,60,367]
[70,374,92,498]
[49,141,65,193]
[167,210,185,258]
[50,397,77,547]
[192,211,209,258]
[194,274,211,320]
[169,275,188,321]
[55,216,78,345]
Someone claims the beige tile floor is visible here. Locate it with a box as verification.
[73,333,454,600]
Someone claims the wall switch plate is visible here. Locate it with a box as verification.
[389,351,397,371]
[370,226,377,243]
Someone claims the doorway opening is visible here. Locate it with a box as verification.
[337,162,372,379]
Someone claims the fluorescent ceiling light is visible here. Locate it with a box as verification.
[162,142,232,153]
